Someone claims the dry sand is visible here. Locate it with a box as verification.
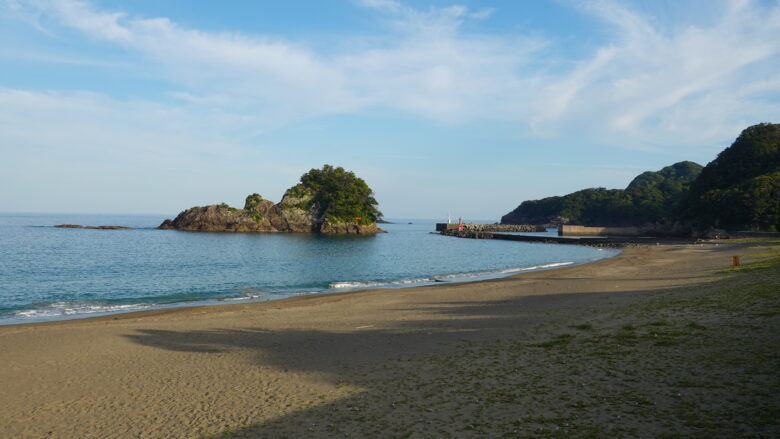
[0,242,777,438]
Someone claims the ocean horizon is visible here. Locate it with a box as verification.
[0,213,619,325]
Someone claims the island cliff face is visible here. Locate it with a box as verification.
[159,165,385,235]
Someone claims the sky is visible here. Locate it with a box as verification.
[1,0,779,220]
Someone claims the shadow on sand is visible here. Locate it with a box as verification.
[120,271,767,438]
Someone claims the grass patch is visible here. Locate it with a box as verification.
[686,322,706,330]
[250,212,264,224]
[532,333,574,348]
[719,240,780,273]
[614,331,638,341]
[730,238,780,245]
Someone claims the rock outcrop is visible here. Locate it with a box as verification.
[318,222,386,234]
[158,204,277,233]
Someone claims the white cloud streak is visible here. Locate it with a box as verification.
[2,0,780,152]
[532,0,780,149]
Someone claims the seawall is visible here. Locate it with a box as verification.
[436,223,546,233]
[558,225,641,236]
[440,229,697,247]
[441,230,622,247]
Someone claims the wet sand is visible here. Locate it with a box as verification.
[0,242,772,438]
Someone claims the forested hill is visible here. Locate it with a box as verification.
[500,161,702,227]
[501,123,780,232]
[682,123,780,231]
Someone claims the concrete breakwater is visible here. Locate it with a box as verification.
[441,229,623,247]
[558,225,640,236]
[439,229,696,247]
[436,223,546,233]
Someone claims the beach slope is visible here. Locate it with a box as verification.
[0,242,777,438]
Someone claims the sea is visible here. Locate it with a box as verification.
[0,213,620,325]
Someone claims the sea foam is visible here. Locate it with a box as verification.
[328,261,575,290]
[12,301,151,319]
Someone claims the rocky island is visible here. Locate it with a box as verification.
[159,165,385,234]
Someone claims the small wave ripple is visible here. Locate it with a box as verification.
[328,261,574,290]
[12,301,152,319]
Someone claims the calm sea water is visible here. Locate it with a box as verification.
[0,214,619,325]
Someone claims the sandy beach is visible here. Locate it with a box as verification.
[1,241,777,438]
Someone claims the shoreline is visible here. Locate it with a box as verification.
[0,246,620,328]
[0,240,765,439]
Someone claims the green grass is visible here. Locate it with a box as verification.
[250,212,264,224]
[532,333,575,348]
[718,241,780,273]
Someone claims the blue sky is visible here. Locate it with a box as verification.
[1,0,779,220]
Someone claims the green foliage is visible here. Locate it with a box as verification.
[502,123,780,232]
[296,164,382,224]
[626,161,703,224]
[501,161,702,227]
[284,184,309,200]
[684,123,780,231]
[218,202,237,213]
[243,193,263,211]
[243,194,267,223]
[280,184,314,211]
[250,212,264,224]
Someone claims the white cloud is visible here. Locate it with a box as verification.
[4,0,544,126]
[357,0,495,36]
[2,0,779,153]
[532,0,780,150]
[355,0,404,15]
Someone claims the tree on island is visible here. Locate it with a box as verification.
[288,164,382,225]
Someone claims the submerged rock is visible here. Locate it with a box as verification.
[54,224,132,230]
